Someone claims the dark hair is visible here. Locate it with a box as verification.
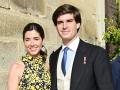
[52,4,81,31]
[23,23,45,40]
[23,23,47,62]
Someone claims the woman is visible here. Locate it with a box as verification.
[8,23,51,90]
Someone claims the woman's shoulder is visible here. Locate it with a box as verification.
[9,61,25,77]
[11,61,24,69]
[8,61,25,89]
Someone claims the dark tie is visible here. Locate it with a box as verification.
[61,47,69,75]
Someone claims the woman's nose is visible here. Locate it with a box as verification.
[30,40,35,46]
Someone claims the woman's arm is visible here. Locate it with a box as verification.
[8,61,24,90]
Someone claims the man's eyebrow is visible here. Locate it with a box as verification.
[67,19,74,21]
[34,37,40,38]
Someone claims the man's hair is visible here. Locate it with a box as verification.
[52,4,81,28]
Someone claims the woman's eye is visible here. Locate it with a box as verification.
[57,21,63,25]
[34,37,40,41]
[25,39,29,41]
[35,38,39,40]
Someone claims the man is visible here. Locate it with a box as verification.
[112,56,120,90]
[49,4,114,90]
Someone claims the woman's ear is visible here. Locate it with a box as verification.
[42,39,45,45]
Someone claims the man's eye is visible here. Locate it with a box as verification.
[67,19,73,22]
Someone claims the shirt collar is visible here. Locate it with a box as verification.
[62,36,80,52]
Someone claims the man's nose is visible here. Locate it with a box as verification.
[63,22,67,29]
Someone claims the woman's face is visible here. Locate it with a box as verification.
[24,30,43,57]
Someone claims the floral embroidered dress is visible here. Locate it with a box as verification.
[18,54,51,90]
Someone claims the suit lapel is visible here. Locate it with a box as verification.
[52,46,62,76]
[70,40,88,90]
[52,46,62,68]
[50,47,62,90]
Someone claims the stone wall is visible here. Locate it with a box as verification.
[0,0,105,89]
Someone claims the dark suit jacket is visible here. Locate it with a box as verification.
[112,56,120,90]
[49,39,114,90]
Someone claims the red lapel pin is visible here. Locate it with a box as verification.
[83,57,87,64]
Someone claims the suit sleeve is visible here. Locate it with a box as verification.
[49,52,58,90]
[112,56,120,90]
[94,48,114,90]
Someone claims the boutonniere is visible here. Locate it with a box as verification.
[83,57,87,64]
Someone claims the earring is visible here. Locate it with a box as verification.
[41,45,47,53]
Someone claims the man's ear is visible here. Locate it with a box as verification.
[77,23,80,29]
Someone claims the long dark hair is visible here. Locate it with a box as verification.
[23,23,47,62]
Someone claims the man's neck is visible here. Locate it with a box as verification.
[62,34,79,46]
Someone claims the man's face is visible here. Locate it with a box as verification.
[56,13,80,45]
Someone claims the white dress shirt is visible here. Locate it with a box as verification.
[57,36,80,90]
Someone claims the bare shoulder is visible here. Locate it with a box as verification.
[45,61,50,71]
[9,61,25,78]
[8,61,25,90]
[10,61,24,71]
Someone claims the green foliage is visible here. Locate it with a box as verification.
[103,19,120,60]
[103,2,120,60]
[103,19,120,45]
